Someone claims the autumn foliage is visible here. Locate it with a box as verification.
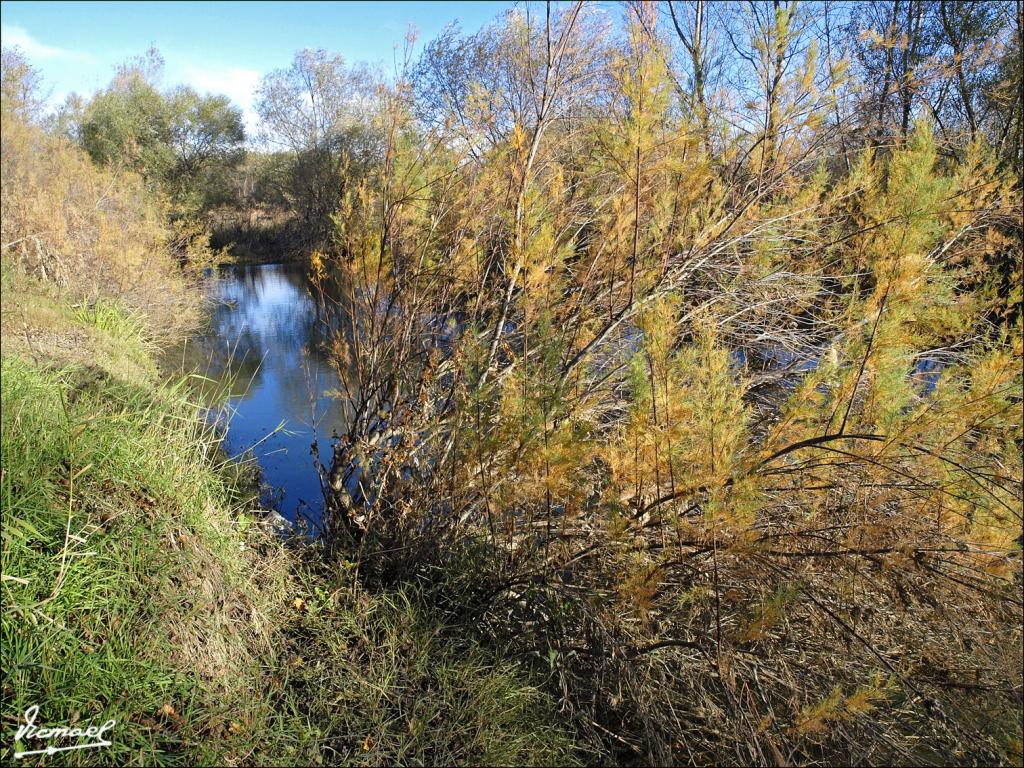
[1,106,201,340]
[312,4,1023,764]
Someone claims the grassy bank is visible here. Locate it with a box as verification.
[0,275,579,765]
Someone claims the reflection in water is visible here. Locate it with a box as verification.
[178,265,950,533]
[182,262,345,528]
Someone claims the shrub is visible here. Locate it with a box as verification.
[1,111,200,341]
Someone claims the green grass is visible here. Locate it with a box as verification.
[1,356,293,764]
[72,299,154,355]
[1,274,580,766]
[283,572,581,766]
[1,268,159,388]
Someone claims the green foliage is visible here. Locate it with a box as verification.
[79,50,245,216]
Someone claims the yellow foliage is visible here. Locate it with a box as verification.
[1,112,198,340]
[795,674,896,735]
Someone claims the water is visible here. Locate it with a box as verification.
[177,263,951,533]
[180,262,343,528]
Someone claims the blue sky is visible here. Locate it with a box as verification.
[0,1,513,130]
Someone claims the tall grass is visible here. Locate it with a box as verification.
[283,573,581,766]
[0,284,580,764]
[1,354,287,764]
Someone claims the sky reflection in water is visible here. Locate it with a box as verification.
[185,262,343,526]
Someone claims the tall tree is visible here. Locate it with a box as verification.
[79,49,245,214]
[254,49,380,248]
[0,46,47,123]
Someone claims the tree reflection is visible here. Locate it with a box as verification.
[173,262,353,522]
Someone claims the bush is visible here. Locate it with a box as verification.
[1,112,200,341]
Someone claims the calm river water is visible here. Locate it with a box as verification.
[178,262,946,533]
[180,262,343,528]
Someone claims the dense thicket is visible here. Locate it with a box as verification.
[2,2,1021,765]
[1,50,203,339]
[306,3,1022,765]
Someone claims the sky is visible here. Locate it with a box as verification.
[0,1,513,131]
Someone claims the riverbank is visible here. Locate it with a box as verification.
[0,271,580,765]
[208,211,311,266]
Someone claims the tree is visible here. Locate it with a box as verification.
[80,48,174,180]
[665,0,726,152]
[79,48,245,215]
[843,0,1019,155]
[727,0,826,191]
[0,46,47,124]
[254,49,382,249]
[255,48,376,152]
[165,87,245,211]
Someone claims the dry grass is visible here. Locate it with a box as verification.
[0,267,160,387]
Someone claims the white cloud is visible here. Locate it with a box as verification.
[178,63,262,135]
[0,24,89,62]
